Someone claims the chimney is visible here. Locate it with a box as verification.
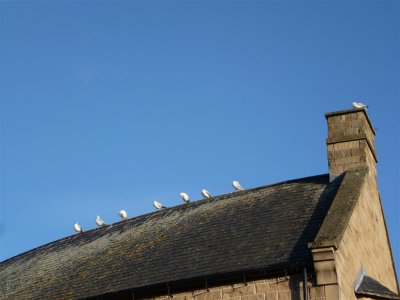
[325,108,377,181]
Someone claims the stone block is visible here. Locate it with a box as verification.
[264,292,278,300]
[172,291,194,300]
[255,283,270,294]
[193,290,222,300]
[241,293,265,300]
[222,284,255,298]
[276,290,292,300]
[311,247,335,261]
[309,286,324,299]
[172,296,191,300]
[324,285,338,300]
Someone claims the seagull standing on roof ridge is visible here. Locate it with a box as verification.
[74,222,83,233]
[232,181,244,191]
[95,215,106,227]
[352,102,368,109]
[153,200,166,210]
[202,189,212,199]
[180,192,190,203]
[119,210,128,220]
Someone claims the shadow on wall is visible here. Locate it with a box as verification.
[287,174,344,300]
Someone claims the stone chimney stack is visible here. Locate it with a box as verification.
[325,108,377,180]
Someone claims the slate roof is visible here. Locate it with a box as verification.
[355,272,400,299]
[0,174,342,300]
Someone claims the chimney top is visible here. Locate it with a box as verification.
[325,108,376,135]
[325,107,377,180]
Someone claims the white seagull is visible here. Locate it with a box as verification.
[232,181,244,191]
[74,222,83,233]
[202,189,212,199]
[95,215,106,227]
[153,200,166,210]
[180,192,190,203]
[352,102,368,109]
[118,210,128,220]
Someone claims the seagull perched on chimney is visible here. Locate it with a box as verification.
[74,222,83,233]
[153,200,166,210]
[352,102,368,109]
[180,192,190,203]
[232,181,244,191]
[202,189,212,199]
[118,210,128,220]
[95,215,106,227]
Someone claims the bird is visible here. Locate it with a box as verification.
[202,189,212,199]
[352,102,368,109]
[153,200,166,210]
[118,210,128,220]
[95,215,106,227]
[232,181,244,191]
[180,192,190,203]
[73,222,83,233]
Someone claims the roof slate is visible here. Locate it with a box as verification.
[355,273,400,299]
[0,174,342,300]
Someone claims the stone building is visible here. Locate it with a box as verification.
[0,107,399,300]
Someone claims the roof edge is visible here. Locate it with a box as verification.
[378,193,400,293]
[86,262,312,299]
[355,291,400,300]
[1,173,330,265]
[355,273,400,300]
[309,166,369,249]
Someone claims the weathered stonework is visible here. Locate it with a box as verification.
[311,247,337,286]
[310,108,399,300]
[325,109,377,180]
[334,172,398,299]
[142,275,326,300]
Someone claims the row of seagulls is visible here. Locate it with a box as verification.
[74,210,129,233]
[154,180,245,210]
[74,181,244,233]
[352,102,368,109]
[74,180,247,232]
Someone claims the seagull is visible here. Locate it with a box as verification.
[95,215,106,227]
[352,102,368,109]
[180,192,190,203]
[74,222,83,233]
[118,210,128,220]
[232,181,244,191]
[202,189,212,199]
[153,200,166,210]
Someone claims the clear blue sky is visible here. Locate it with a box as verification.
[1,1,399,273]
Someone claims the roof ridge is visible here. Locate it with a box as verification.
[1,173,329,265]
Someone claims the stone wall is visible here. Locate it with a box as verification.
[314,108,398,300]
[147,275,326,300]
[334,172,398,299]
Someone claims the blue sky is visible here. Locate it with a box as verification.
[1,0,399,273]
